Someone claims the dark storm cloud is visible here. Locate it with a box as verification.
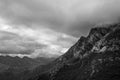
[0,0,120,37]
[62,0,120,37]
[0,0,65,28]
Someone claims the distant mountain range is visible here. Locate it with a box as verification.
[29,23,120,80]
[0,55,55,80]
[0,56,55,68]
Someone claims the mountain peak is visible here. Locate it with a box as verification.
[29,23,120,80]
[44,23,120,80]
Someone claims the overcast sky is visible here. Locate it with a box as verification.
[0,0,120,58]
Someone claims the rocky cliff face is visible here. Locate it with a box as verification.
[33,23,120,80]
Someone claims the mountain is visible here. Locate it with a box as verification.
[30,23,120,80]
[0,56,37,69]
[0,56,55,80]
[0,56,54,69]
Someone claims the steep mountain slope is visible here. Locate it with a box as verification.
[32,23,120,80]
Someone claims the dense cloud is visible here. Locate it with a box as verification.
[0,18,77,58]
[0,0,120,57]
[0,0,66,29]
[0,0,120,36]
[0,31,47,55]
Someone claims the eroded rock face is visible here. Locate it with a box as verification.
[33,23,120,80]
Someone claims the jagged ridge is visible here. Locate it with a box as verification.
[31,23,120,80]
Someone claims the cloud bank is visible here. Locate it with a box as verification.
[0,18,77,58]
[0,0,120,36]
